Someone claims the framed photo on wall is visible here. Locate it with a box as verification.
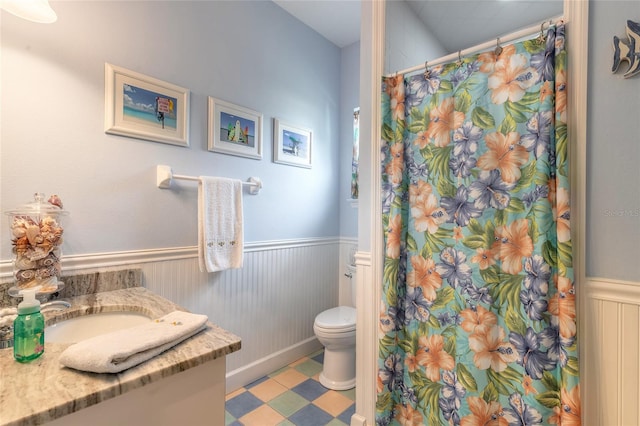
[208,97,263,160]
[273,118,312,168]
[104,63,190,147]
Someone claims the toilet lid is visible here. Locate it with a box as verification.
[315,306,356,331]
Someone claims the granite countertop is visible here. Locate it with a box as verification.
[0,287,241,426]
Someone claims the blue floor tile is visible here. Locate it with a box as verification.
[288,404,334,425]
[311,352,324,364]
[337,404,355,424]
[225,392,263,419]
[291,378,329,401]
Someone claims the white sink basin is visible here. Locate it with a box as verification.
[45,311,152,344]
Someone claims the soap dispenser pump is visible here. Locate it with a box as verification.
[13,288,45,363]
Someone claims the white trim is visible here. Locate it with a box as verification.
[564,0,589,422]
[0,237,341,279]
[585,277,640,305]
[356,1,385,424]
[349,413,368,426]
[354,251,375,426]
[242,237,340,251]
[340,237,358,246]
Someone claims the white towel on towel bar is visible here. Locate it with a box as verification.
[58,311,208,373]
[198,176,244,272]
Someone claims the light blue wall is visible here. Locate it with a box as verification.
[339,41,360,238]
[586,1,640,281]
[0,1,349,258]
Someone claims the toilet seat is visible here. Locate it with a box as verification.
[314,306,356,332]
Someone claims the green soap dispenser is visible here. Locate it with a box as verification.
[13,288,45,362]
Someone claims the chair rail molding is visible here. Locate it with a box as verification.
[0,237,341,279]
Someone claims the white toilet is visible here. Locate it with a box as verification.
[313,264,356,390]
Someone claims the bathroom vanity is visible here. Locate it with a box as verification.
[0,286,241,426]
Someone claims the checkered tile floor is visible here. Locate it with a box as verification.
[225,351,355,426]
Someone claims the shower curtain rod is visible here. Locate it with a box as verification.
[387,15,564,77]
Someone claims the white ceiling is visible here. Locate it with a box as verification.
[273,0,362,48]
[273,0,563,52]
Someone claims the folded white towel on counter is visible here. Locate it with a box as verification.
[58,311,208,374]
[198,176,244,273]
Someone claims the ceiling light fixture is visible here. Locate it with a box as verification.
[0,0,57,24]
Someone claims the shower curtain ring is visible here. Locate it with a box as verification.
[539,22,546,43]
[456,51,463,67]
[495,37,503,56]
[423,60,431,79]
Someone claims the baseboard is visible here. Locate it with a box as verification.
[225,337,323,393]
[350,413,368,426]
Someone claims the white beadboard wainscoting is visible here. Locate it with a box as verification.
[582,277,640,425]
[0,237,357,392]
[144,238,358,392]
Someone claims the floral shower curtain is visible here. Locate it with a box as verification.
[378,25,581,425]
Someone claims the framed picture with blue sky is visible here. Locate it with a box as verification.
[273,118,312,168]
[104,63,189,147]
[208,97,263,160]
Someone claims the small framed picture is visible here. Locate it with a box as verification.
[104,63,189,147]
[273,118,312,168]
[208,97,263,160]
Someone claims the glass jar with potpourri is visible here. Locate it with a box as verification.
[5,193,68,298]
